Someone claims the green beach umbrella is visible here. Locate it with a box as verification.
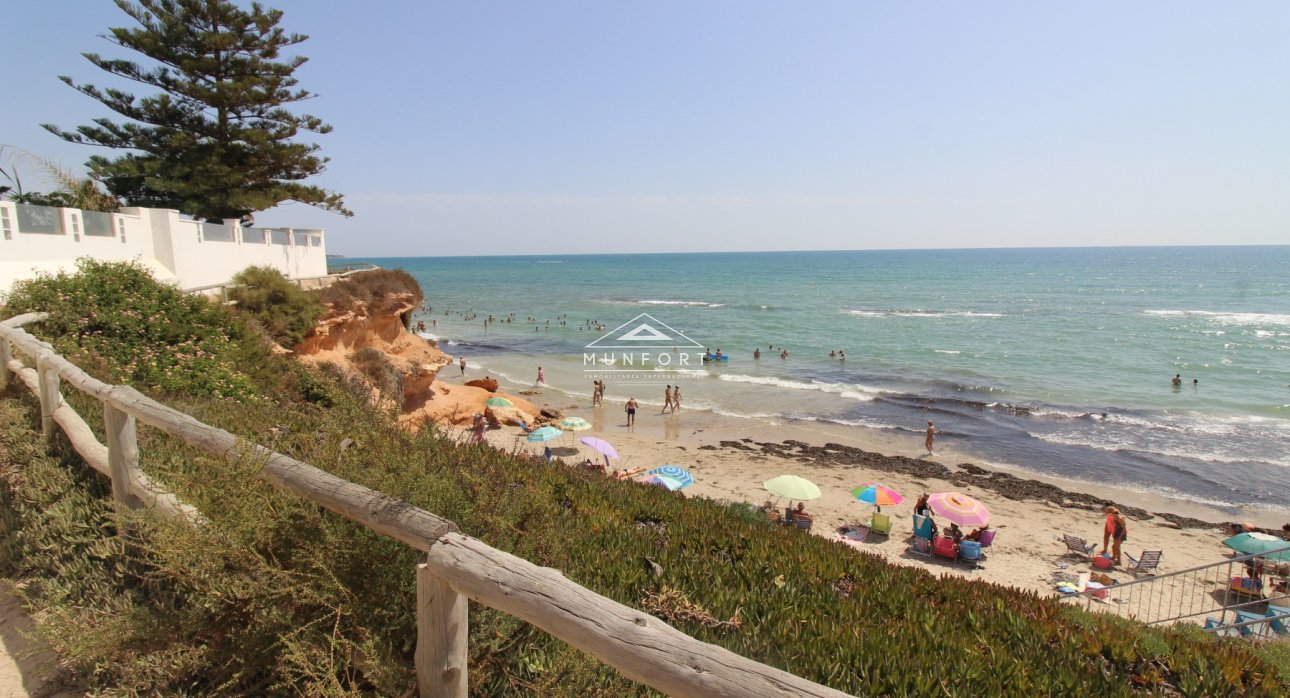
[485,396,514,407]
[1223,532,1290,562]
[763,475,821,501]
[559,416,591,431]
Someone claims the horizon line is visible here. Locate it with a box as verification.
[331,242,1290,260]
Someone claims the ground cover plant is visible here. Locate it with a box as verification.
[1,262,1285,696]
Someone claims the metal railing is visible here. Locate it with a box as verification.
[1065,544,1290,638]
[326,261,380,275]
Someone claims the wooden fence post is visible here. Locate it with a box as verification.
[104,402,142,508]
[415,561,467,698]
[0,337,11,389]
[36,355,60,440]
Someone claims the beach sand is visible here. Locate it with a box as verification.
[451,375,1290,626]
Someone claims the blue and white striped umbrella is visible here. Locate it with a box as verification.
[526,426,563,442]
[648,465,694,489]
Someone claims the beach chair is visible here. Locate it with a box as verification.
[867,512,893,537]
[912,515,934,541]
[978,530,996,548]
[958,540,983,568]
[1125,549,1162,577]
[909,536,932,556]
[1204,617,1245,638]
[1062,534,1096,558]
[931,536,958,561]
[1228,576,1264,598]
[1235,610,1289,638]
[793,514,813,533]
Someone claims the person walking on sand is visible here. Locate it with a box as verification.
[662,385,674,413]
[625,397,638,427]
[925,421,936,453]
[592,380,602,406]
[673,385,681,412]
[536,366,546,386]
[459,356,467,376]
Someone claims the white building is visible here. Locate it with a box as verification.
[0,202,328,296]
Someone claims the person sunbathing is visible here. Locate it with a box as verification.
[612,467,644,480]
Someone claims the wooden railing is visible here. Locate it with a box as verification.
[0,313,851,698]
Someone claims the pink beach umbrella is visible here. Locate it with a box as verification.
[926,491,991,527]
[578,436,618,460]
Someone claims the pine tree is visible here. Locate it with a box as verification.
[43,0,350,221]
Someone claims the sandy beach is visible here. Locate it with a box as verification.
[446,371,1289,624]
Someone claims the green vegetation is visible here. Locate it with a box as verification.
[42,0,349,221]
[2,264,1286,696]
[229,266,324,348]
[318,268,425,323]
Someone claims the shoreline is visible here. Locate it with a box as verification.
[429,349,1290,606]
[452,361,1289,530]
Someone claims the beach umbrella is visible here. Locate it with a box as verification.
[648,465,694,489]
[579,436,618,459]
[1223,532,1290,562]
[926,491,991,527]
[559,416,592,431]
[526,426,563,443]
[763,475,822,501]
[641,475,686,491]
[851,483,904,508]
[485,396,514,407]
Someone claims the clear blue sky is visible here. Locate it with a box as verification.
[2,1,1286,256]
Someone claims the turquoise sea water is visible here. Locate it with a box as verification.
[356,247,1290,514]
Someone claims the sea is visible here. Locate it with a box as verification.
[351,247,1290,517]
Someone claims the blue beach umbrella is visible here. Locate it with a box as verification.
[641,475,686,491]
[648,465,694,489]
[526,426,563,443]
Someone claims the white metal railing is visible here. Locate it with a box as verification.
[1066,544,1290,638]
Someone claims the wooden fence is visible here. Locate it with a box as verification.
[0,313,851,698]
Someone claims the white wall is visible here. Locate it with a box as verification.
[0,202,327,297]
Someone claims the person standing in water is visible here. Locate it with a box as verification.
[925,421,936,454]
[536,366,545,386]
[459,356,467,376]
[662,385,674,413]
[1172,374,1182,387]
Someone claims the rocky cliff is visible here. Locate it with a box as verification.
[293,292,537,430]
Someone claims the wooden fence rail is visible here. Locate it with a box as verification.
[0,313,852,698]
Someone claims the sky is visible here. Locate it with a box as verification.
[1,1,1286,256]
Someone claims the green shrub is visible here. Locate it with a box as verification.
[2,259,257,400]
[229,265,324,348]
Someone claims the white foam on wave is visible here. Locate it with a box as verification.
[416,331,460,346]
[934,349,961,355]
[717,373,884,401]
[846,309,1004,319]
[1033,431,1290,469]
[634,299,726,308]
[1144,310,1290,327]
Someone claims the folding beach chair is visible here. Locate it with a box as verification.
[1062,534,1096,558]
[1125,549,1162,577]
[867,512,893,537]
